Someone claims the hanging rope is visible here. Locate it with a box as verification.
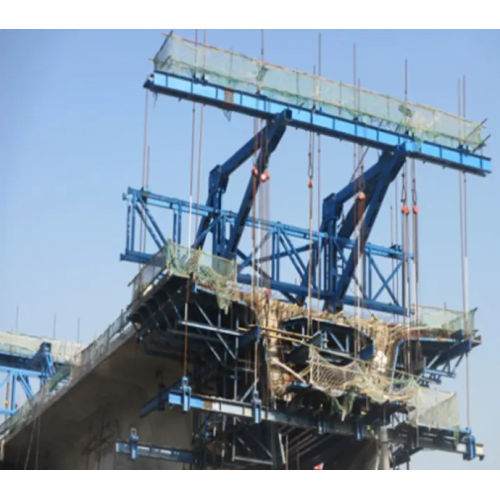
[307,94,315,335]
[351,43,360,356]
[316,33,322,311]
[141,146,150,255]
[34,414,41,470]
[411,158,421,372]
[400,162,411,371]
[24,414,38,469]
[251,115,258,306]
[183,29,199,377]
[357,78,366,317]
[194,29,207,243]
[458,76,471,429]
[394,173,400,323]
[138,89,150,275]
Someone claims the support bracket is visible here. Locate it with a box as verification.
[181,376,192,413]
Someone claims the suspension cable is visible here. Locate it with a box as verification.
[352,43,360,355]
[458,76,471,429]
[183,29,199,377]
[194,29,207,244]
[401,60,412,372]
[138,89,150,274]
[357,77,366,316]
[411,158,420,372]
[400,162,411,370]
[307,86,315,335]
[316,32,322,311]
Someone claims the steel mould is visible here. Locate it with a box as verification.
[122,41,490,468]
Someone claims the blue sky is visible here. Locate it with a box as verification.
[1,29,499,469]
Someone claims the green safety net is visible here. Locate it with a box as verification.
[308,346,460,429]
[154,35,484,150]
[131,241,238,313]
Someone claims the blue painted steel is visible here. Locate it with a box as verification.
[141,387,483,459]
[329,148,406,310]
[28,342,56,385]
[197,109,291,252]
[464,429,477,461]
[181,377,192,412]
[122,188,410,315]
[115,441,196,464]
[128,428,139,460]
[391,336,479,385]
[121,45,490,467]
[221,111,290,259]
[0,367,38,416]
[145,73,491,175]
[0,340,65,416]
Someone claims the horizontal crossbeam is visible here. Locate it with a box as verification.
[143,388,484,460]
[122,188,409,314]
[145,73,491,176]
[115,442,196,464]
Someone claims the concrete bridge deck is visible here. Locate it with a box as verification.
[0,323,192,470]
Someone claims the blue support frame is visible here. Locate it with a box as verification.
[296,147,407,311]
[0,341,64,416]
[196,109,291,255]
[111,38,490,469]
[145,72,491,176]
[140,386,484,461]
[221,110,290,259]
[121,187,411,315]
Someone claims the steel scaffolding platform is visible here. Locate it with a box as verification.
[0,32,491,470]
[115,34,490,469]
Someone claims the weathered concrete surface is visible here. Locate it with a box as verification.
[2,334,193,470]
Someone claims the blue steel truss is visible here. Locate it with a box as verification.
[0,341,60,416]
[122,186,411,315]
[116,35,491,469]
[124,270,483,467]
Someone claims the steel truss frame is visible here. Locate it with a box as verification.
[124,276,483,468]
[122,179,411,315]
[118,37,490,469]
[0,342,59,416]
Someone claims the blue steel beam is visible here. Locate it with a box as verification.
[221,111,290,259]
[329,148,406,310]
[0,367,40,416]
[144,73,491,176]
[121,188,408,314]
[196,109,291,251]
[124,188,407,259]
[115,441,196,464]
[0,340,70,416]
[142,388,484,459]
[299,149,406,305]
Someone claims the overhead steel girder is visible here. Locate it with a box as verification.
[144,72,491,176]
[115,441,196,464]
[121,189,408,314]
